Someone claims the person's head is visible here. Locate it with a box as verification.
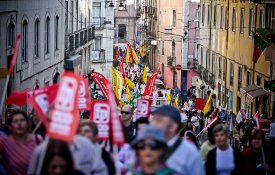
[213,124,229,149]
[151,105,181,140]
[250,129,264,151]
[135,117,149,130]
[42,139,74,175]
[78,120,98,143]
[121,105,133,123]
[8,109,29,136]
[132,126,168,167]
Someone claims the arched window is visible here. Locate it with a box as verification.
[34,18,40,57]
[45,16,50,53]
[172,41,175,57]
[55,15,59,50]
[7,22,15,47]
[22,20,28,62]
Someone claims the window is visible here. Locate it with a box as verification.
[202,4,205,25]
[93,2,101,27]
[118,24,126,43]
[219,57,221,77]
[159,11,162,26]
[55,15,59,50]
[8,22,15,47]
[172,10,176,27]
[71,1,74,33]
[264,79,269,90]
[201,47,203,66]
[76,0,78,30]
[247,71,251,86]
[172,41,175,57]
[211,53,215,73]
[238,67,242,90]
[240,8,245,34]
[80,13,83,29]
[230,63,234,85]
[249,8,254,36]
[162,41,164,55]
[220,6,224,29]
[34,18,40,58]
[206,50,209,70]
[22,20,28,63]
[225,7,228,29]
[257,75,261,86]
[213,5,217,27]
[232,7,236,32]
[45,16,50,54]
[237,96,241,112]
[88,8,91,26]
[65,1,68,34]
[259,9,264,28]
[207,5,210,25]
[93,36,102,50]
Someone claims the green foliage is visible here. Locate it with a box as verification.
[256,28,275,45]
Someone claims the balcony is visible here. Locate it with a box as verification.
[91,50,105,62]
[167,56,176,67]
[92,17,106,29]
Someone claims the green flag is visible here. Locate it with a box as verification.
[130,92,139,108]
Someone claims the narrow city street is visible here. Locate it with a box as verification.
[0,0,275,175]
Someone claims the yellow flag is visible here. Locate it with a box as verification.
[166,92,171,104]
[112,67,124,100]
[143,66,147,83]
[126,86,131,103]
[140,44,147,58]
[174,96,178,108]
[125,78,135,89]
[132,48,139,64]
[125,49,130,64]
[203,93,212,114]
[112,67,117,92]
[119,100,125,108]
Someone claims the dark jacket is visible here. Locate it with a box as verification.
[123,121,136,143]
[205,147,243,175]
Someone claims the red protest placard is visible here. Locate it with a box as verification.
[195,98,205,110]
[136,98,152,119]
[47,72,81,142]
[90,100,110,140]
[78,77,91,110]
[143,72,158,96]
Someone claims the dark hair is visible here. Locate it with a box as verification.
[41,139,75,175]
[79,120,98,136]
[249,129,265,146]
[8,109,28,125]
[212,124,229,135]
[135,117,149,129]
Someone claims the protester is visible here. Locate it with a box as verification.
[0,109,42,175]
[121,105,136,143]
[151,105,205,175]
[41,139,84,175]
[28,135,108,175]
[206,124,243,175]
[131,126,178,175]
[227,110,236,143]
[30,110,46,138]
[78,120,116,175]
[242,129,269,175]
[191,110,200,135]
[200,128,215,163]
[134,117,149,130]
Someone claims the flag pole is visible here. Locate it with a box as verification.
[0,74,10,124]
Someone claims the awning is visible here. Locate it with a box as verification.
[247,88,268,101]
[240,84,261,94]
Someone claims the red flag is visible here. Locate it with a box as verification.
[135,98,152,119]
[143,72,158,96]
[8,35,21,75]
[126,42,134,62]
[78,77,91,110]
[195,98,205,110]
[47,72,81,143]
[119,57,126,84]
[89,100,110,140]
[106,79,125,146]
[253,34,269,63]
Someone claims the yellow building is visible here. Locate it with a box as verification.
[199,0,272,116]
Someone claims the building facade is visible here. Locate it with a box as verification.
[64,0,94,76]
[0,0,65,116]
[197,0,271,116]
[90,0,114,80]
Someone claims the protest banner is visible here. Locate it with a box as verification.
[195,98,205,110]
[143,72,158,96]
[90,100,110,140]
[47,72,81,142]
[135,98,152,119]
[78,77,91,110]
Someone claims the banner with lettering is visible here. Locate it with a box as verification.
[135,98,152,119]
[78,77,91,110]
[90,100,110,140]
[143,72,158,96]
[47,72,81,142]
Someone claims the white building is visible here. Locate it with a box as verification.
[0,0,65,115]
[90,0,114,80]
[64,0,94,76]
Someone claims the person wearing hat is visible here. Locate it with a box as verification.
[131,126,178,175]
[151,105,205,175]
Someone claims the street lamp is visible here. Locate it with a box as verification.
[118,2,124,10]
[105,0,114,8]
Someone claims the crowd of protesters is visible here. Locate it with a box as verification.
[0,101,275,175]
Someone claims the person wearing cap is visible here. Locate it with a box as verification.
[131,126,178,175]
[151,105,205,175]
[121,105,136,143]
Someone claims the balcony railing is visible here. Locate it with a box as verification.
[91,50,105,61]
[167,56,176,67]
[65,26,94,54]
[92,17,106,28]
